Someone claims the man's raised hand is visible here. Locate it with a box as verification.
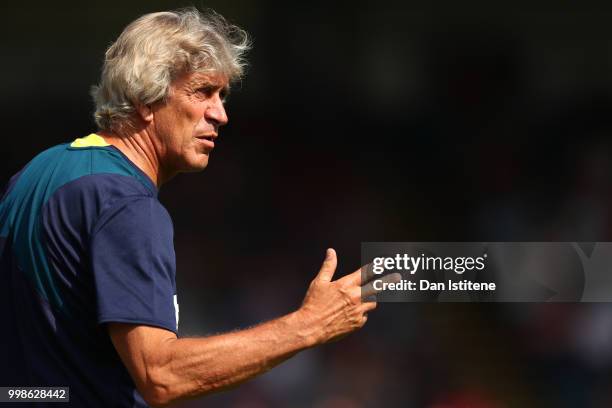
[297,248,400,345]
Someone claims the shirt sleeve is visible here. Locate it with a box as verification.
[90,196,177,333]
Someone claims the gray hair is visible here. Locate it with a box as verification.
[91,8,250,134]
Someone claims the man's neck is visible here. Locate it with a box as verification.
[98,130,164,187]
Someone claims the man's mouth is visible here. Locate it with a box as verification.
[196,135,216,148]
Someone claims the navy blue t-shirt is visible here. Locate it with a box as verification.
[0,134,178,407]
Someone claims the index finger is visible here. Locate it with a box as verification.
[337,262,378,287]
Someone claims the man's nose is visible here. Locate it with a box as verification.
[205,95,229,127]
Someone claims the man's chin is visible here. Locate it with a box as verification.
[188,157,210,172]
[176,152,210,173]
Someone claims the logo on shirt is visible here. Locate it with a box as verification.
[173,294,179,330]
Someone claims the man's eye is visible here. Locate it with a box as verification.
[195,86,228,102]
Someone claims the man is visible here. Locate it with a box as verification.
[0,8,394,407]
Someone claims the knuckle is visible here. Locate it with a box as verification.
[336,279,349,290]
[339,287,357,305]
[353,313,364,326]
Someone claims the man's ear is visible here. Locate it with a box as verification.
[135,103,154,123]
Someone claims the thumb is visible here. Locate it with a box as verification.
[316,248,337,282]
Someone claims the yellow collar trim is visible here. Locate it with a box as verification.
[70,133,110,148]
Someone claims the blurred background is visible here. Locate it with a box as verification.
[3,0,612,406]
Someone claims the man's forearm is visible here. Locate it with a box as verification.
[141,310,318,406]
[111,250,383,407]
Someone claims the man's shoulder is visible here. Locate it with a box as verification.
[60,135,157,197]
[40,167,166,253]
[46,172,157,215]
[7,135,157,205]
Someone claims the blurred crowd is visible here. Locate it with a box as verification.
[4,1,612,406]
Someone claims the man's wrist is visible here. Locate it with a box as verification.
[284,309,321,349]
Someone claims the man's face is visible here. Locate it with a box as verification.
[150,71,229,176]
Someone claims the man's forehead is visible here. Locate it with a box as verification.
[183,72,229,88]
